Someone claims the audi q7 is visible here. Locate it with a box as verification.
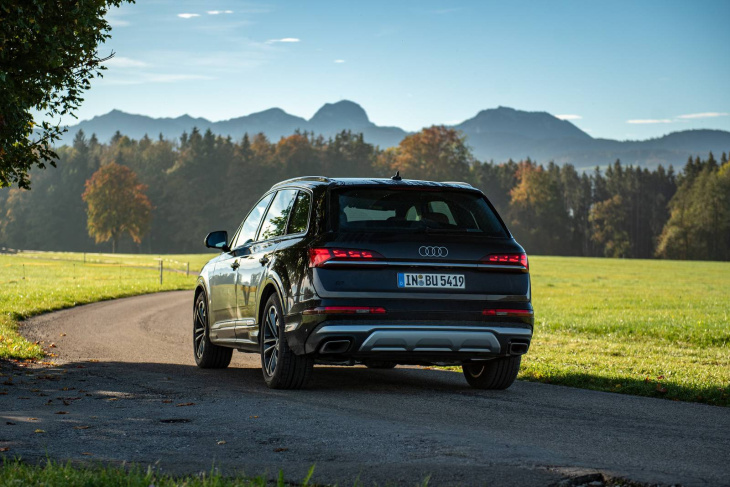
[194,176,533,389]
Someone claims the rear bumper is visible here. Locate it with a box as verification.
[289,320,532,364]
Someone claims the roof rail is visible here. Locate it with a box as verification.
[271,176,331,188]
[442,181,473,187]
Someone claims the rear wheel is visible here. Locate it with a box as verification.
[462,356,521,389]
[193,292,232,369]
[260,293,313,389]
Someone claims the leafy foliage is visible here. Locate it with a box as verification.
[657,156,730,260]
[0,0,132,189]
[0,125,727,260]
[376,126,473,181]
[82,162,152,252]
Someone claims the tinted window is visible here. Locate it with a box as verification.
[258,190,298,241]
[232,193,274,248]
[334,188,507,237]
[287,191,311,235]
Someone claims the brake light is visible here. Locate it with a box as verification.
[482,309,533,317]
[309,248,384,267]
[303,306,387,315]
[481,253,528,270]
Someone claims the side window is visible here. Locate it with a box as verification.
[287,191,311,234]
[258,190,298,241]
[232,193,274,249]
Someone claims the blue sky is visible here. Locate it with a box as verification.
[76,0,730,140]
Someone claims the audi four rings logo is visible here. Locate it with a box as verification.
[419,246,448,257]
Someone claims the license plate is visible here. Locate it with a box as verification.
[397,273,465,289]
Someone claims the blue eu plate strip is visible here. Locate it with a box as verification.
[397,273,405,288]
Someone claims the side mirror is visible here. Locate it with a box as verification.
[204,231,230,252]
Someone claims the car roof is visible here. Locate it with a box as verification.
[269,176,475,191]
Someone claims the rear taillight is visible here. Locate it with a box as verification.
[482,309,533,317]
[309,248,384,267]
[481,253,528,270]
[303,306,387,315]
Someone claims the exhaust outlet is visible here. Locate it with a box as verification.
[319,339,351,354]
[508,342,530,355]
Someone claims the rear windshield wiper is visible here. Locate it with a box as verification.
[424,226,475,234]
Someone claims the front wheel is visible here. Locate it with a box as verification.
[193,291,232,369]
[260,293,313,389]
[462,356,521,389]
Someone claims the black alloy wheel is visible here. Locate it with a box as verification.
[260,293,313,389]
[193,291,232,369]
[462,356,521,389]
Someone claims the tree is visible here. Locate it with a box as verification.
[376,126,473,181]
[590,195,631,258]
[82,162,151,253]
[508,160,570,255]
[0,0,133,189]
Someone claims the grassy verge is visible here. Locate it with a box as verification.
[0,252,205,359]
[520,256,729,406]
[0,459,316,487]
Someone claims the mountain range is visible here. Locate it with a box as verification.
[59,101,730,169]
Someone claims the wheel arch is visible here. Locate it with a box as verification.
[257,278,285,331]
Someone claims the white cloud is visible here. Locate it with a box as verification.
[106,10,130,27]
[107,18,130,27]
[146,74,214,83]
[207,10,234,15]
[626,119,673,124]
[334,59,345,63]
[104,57,148,68]
[177,13,200,19]
[266,37,301,44]
[676,112,728,119]
[555,114,582,120]
[99,73,215,86]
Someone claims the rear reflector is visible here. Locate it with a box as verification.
[309,248,384,267]
[482,309,533,317]
[303,306,387,315]
[481,253,528,270]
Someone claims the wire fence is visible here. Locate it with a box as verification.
[0,248,197,285]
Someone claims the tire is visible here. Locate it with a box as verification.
[260,293,313,389]
[462,356,521,390]
[193,291,233,369]
[363,360,397,369]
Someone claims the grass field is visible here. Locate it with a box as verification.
[0,251,209,360]
[0,459,316,487]
[1,251,728,406]
[518,256,729,406]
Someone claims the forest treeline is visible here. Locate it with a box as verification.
[0,126,728,260]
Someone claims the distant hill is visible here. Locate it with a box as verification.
[59,102,730,169]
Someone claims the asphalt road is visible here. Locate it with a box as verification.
[2,291,728,486]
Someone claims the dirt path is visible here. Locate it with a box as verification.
[1,291,728,486]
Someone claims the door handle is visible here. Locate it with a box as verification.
[231,260,240,270]
[259,256,270,265]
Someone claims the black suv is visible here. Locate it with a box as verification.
[195,176,533,390]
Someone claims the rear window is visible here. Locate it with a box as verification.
[332,188,507,237]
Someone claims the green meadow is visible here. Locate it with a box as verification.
[1,251,728,405]
[0,251,207,360]
[520,256,729,406]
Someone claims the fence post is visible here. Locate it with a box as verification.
[159,260,163,285]
[83,252,86,264]
[187,262,190,277]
